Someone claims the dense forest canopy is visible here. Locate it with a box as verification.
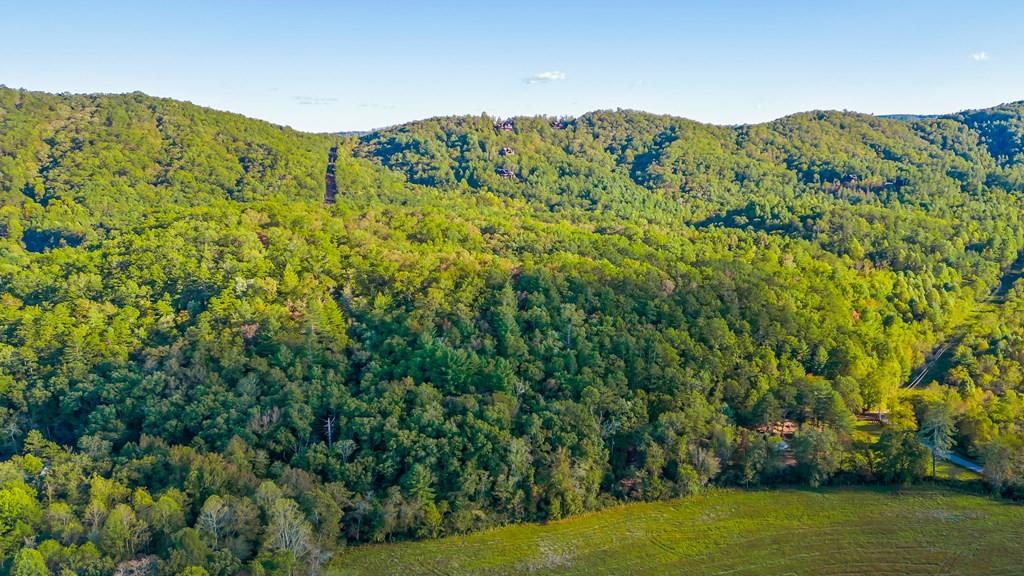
[2,87,1024,575]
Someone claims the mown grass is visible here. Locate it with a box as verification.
[935,458,982,481]
[330,486,1024,576]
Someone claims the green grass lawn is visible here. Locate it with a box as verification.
[853,418,884,443]
[330,486,1024,576]
[934,458,982,481]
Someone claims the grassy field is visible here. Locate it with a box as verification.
[330,486,1024,576]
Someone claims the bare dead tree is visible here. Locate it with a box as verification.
[324,414,336,448]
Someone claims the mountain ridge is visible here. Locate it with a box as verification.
[6,84,1022,135]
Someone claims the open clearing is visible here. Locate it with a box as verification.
[331,486,1024,576]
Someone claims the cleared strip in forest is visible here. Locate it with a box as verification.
[906,251,1024,390]
[898,254,1024,475]
[325,146,338,204]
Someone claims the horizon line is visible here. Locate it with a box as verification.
[4,83,1021,136]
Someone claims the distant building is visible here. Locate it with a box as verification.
[755,420,798,438]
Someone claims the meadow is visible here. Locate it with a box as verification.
[331,486,1024,576]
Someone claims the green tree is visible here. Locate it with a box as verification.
[981,435,1024,494]
[0,482,42,559]
[918,401,956,477]
[264,498,313,564]
[874,429,929,484]
[12,548,47,576]
[101,503,149,561]
[792,428,842,487]
[197,495,230,548]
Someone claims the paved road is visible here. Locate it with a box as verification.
[943,451,984,474]
[920,441,985,474]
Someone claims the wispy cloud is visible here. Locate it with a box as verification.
[294,96,339,106]
[525,71,566,85]
[970,51,991,62]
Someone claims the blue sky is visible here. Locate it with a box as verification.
[2,1,1022,132]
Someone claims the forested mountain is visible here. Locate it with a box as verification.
[2,87,1024,576]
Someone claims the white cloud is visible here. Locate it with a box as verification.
[525,71,566,85]
[294,96,339,106]
[971,51,990,62]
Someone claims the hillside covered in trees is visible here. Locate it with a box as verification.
[2,87,1024,575]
